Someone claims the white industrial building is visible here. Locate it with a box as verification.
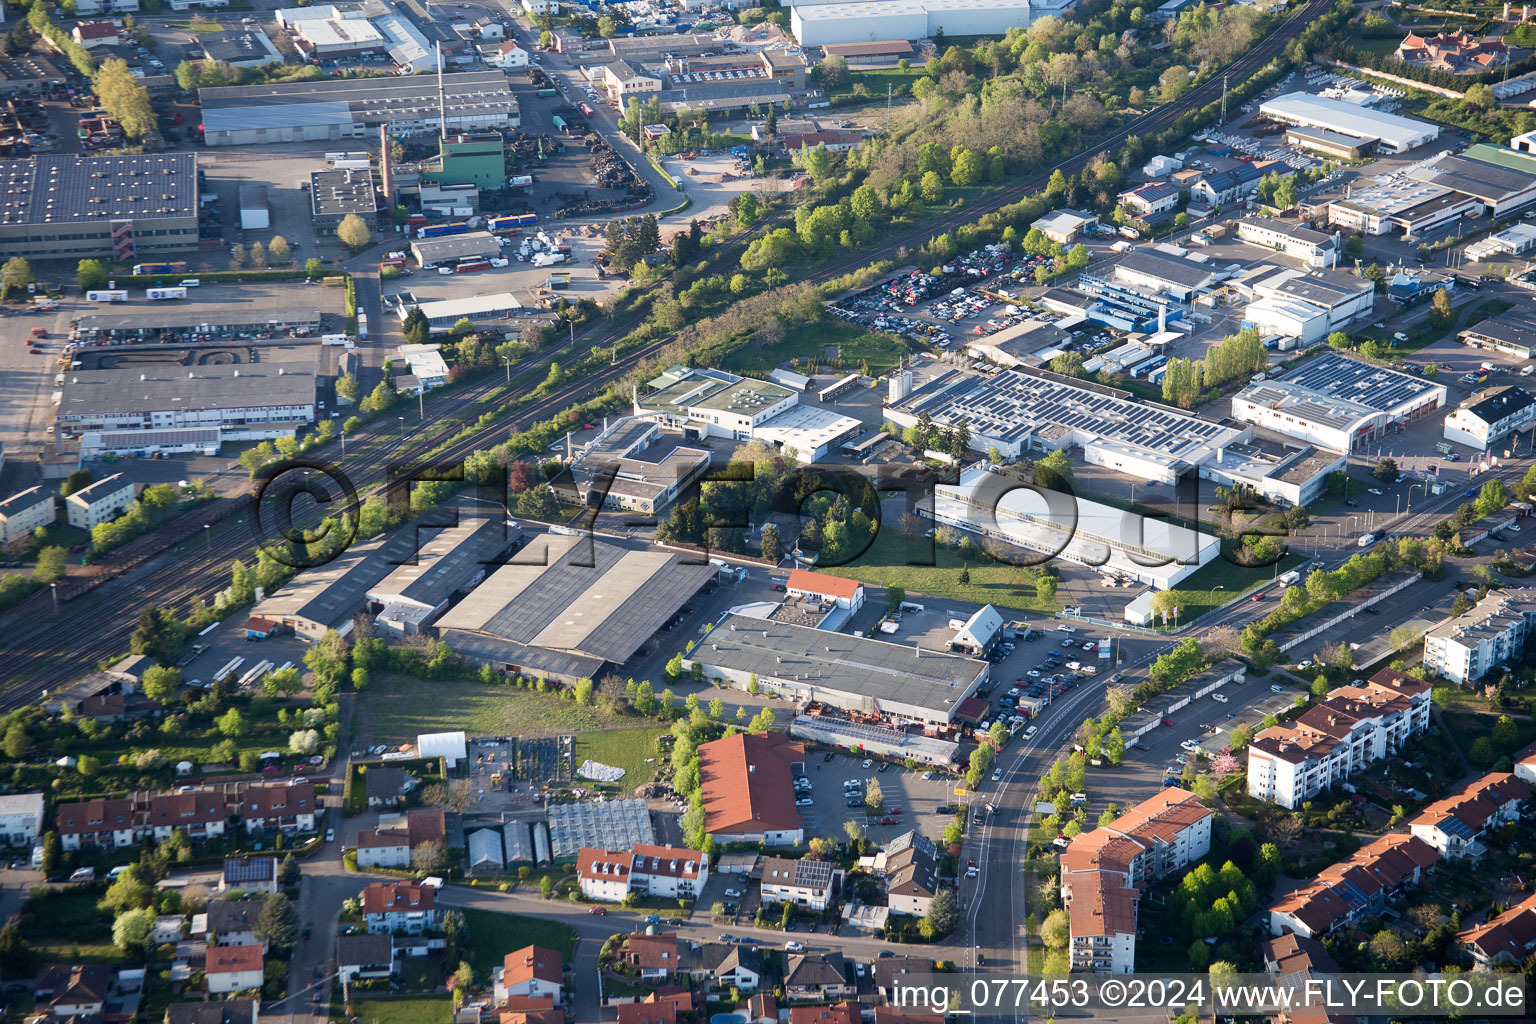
[790,0,1070,46]
[1200,442,1346,508]
[1323,178,1478,238]
[924,465,1221,590]
[1231,353,1446,452]
[57,360,318,442]
[1443,386,1536,450]
[1467,222,1536,261]
[1235,218,1339,268]
[1237,266,1375,344]
[1424,589,1536,683]
[750,404,863,463]
[1258,93,1439,154]
[1406,144,1536,219]
[416,731,467,769]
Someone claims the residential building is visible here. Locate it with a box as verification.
[165,999,259,1024]
[616,1001,679,1024]
[1409,771,1530,859]
[576,848,631,903]
[1235,218,1340,268]
[1443,386,1536,451]
[362,881,440,935]
[1059,788,1214,973]
[221,856,278,894]
[1260,932,1340,985]
[1396,28,1507,71]
[1032,208,1098,244]
[364,766,415,808]
[883,839,940,917]
[1118,180,1181,216]
[1423,589,1536,683]
[696,732,806,846]
[0,487,54,544]
[872,957,936,999]
[493,41,530,67]
[0,793,44,846]
[785,569,864,613]
[239,782,317,834]
[55,797,138,851]
[206,899,263,948]
[1457,891,1536,966]
[64,473,135,529]
[147,789,229,843]
[629,844,708,899]
[1268,833,1438,938]
[685,942,762,993]
[759,857,838,911]
[33,965,110,1017]
[1247,669,1432,808]
[494,945,564,1006]
[622,933,682,981]
[789,1005,858,1024]
[206,946,265,994]
[354,808,446,870]
[1190,161,1264,207]
[337,933,395,981]
[783,952,854,1002]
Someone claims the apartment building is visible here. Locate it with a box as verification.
[575,843,709,903]
[1423,588,1536,683]
[1059,788,1214,973]
[1457,891,1536,966]
[0,487,55,544]
[64,474,136,530]
[1246,669,1432,809]
[55,797,138,851]
[759,857,838,911]
[1268,833,1438,938]
[0,793,45,847]
[1408,771,1530,859]
[353,808,446,870]
[1235,218,1340,268]
[55,782,317,850]
[1443,386,1536,451]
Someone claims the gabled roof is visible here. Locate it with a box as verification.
[166,999,257,1024]
[205,899,261,936]
[206,945,264,974]
[697,732,804,835]
[502,945,563,987]
[55,797,136,835]
[148,791,228,830]
[784,951,851,988]
[786,569,861,601]
[362,881,436,915]
[336,932,392,968]
[1459,891,1536,962]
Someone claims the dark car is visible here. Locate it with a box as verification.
[770,582,786,592]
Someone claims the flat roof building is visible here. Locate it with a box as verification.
[1231,353,1446,452]
[1408,143,1536,218]
[1284,123,1378,160]
[1460,307,1536,359]
[884,365,1247,471]
[685,612,988,727]
[406,292,524,334]
[311,167,379,234]
[750,404,863,463]
[1235,218,1340,268]
[1424,588,1536,683]
[436,534,715,684]
[1199,441,1347,509]
[555,417,710,517]
[410,231,500,267]
[1323,178,1477,238]
[200,72,519,146]
[365,517,516,636]
[72,305,321,344]
[790,0,1064,47]
[0,153,197,260]
[924,465,1220,590]
[1259,92,1438,154]
[56,360,318,443]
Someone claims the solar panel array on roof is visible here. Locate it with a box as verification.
[1277,352,1438,414]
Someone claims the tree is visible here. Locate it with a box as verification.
[92,59,155,138]
[924,889,959,936]
[760,523,782,563]
[864,777,884,810]
[412,840,449,871]
[141,665,182,703]
[215,708,247,738]
[33,546,67,584]
[336,213,372,251]
[1034,450,1074,491]
[1040,909,1070,948]
[0,256,33,290]
[1471,736,1494,766]
[269,236,291,263]
[288,729,320,755]
[255,893,299,951]
[1430,287,1453,329]
[263,666,303,697]
[843,819,864,844]
[76,259,107,292]
[597,14,616,36]
[280,854,301,888]
[1374,458,1399,484]
[919,171,945,204]
[304,257,323,276]
[112,908,155,957]
[817,53,849,87]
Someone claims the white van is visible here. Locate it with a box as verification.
[180,279,200,288]
[69,867,96,882]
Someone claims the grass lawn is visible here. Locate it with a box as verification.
[362,672,641,745]
[830,67,927,104]
[1435,688,1536,759]
[818,528,1056,615]
[573,727,668,790]
[1169,550,1310,625]
[719,319,909,377]
[352,997,454,1024]
[463,908,578,979]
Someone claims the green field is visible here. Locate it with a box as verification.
[819,528,1057,614]
[463,908,579,980]
[361,673,642,745]
[573,727,669,790]
[1169,550,1311,625]
[719,319,908,376]
[353,997,453,1024]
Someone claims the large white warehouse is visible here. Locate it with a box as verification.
[791,0,1064,46]
[1258,93,1438,155]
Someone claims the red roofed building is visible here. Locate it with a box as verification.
[147,789,231,842]
[616,1001,677,1024]
[786,569,864,612]
[1059,788,1213,974]
[206,945,264,994]
[239,782,317,835]
[779,130,864,154]
[1395,29,1507,72]
[789,1002,858,1024]
[361,881,440,935]
[1458,891,1536,966]
[495,945,564,1006]
[71,22,118,48]
[697,731,805,846]
[1409,771,1529,859]
[1268,833,1438,939]
[55,797,139,851]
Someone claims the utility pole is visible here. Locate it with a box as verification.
[888,81,893,115]
[1221,73,1228,124]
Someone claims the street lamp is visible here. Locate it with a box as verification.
[1408,483,1425,512]
[50,581,58,615]
[398,415,405,435]
[204,523,211,551]
[340,431,346,463]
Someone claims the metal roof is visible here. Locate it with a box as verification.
[59,361,317,417]
[0,153,195,226]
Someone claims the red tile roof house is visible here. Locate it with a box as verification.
[696,732,805,847]
[1267,833,1439,940]
[239,782,316,835]
[616,1002,677,1024]
[1408,771,1530,860]
[362,881,441,935]
[1457,891,1536,966]
[33,965,110,1017]
[354,807,446,869]
[493,945,564,1006]
[621,933,681,981]
[206,945,264,994]
[55,797,139,851]
[147,790,231,842]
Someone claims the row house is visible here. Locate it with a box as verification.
[362,880,441,936]
[1408,772,1530,859]
[354,808,446,870]
[55,782,317,851]
[1457,891,1536,966]
[1059,788,1214,974]
[575,843,709,903]
[1268,833,1438,939]
[1247,669,1432,809]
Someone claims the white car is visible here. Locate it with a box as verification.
[725,888,743,898]
[784,941,805,952]
[991,768,1002,782]
[1211,692,1229,703]
[862,759,873,769]
[1056,624,1077,633]
[795,797,812,807]
[1024,726,1037,739]
[1180,740,1200,752]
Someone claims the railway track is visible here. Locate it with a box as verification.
[0,0,1328,702]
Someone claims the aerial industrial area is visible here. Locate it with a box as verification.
[5,0,1536,1019]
